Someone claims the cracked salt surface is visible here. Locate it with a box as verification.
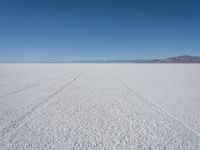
[0,64,199,149]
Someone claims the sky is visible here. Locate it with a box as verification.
[0,0,200,61]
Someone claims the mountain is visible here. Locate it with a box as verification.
[1,55,200,63]
[69,55,200,63]
[150,55,200,63]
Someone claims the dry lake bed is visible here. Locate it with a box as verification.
[0,63,200,149]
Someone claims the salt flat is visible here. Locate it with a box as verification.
[0,63,199,149]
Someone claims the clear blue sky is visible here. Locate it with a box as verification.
[0,0,200,61]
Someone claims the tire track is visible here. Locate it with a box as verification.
[132,73,200,104]
[0,72,75,101]
[110,71,200,149]
[112,71,200,137]
[0,69,88,142]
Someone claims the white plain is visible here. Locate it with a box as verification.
[0,63,199,149]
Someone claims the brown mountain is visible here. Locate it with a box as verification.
[151,55,200,63]
[70,55,200,63]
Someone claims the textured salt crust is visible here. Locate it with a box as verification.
[0,64,199,149]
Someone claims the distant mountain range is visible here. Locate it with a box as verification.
[69,55,200,63]
[1,55,200,63]
[149,55,200,63]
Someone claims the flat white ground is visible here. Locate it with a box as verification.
[0,63,199,149]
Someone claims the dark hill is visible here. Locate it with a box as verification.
[151,55,200,63]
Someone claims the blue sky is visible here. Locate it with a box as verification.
[0,0,200,61]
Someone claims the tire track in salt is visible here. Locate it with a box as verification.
[0,69,88,142]
[0,72,74,101]
[109,71,200,149]
[132,73,200,104]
